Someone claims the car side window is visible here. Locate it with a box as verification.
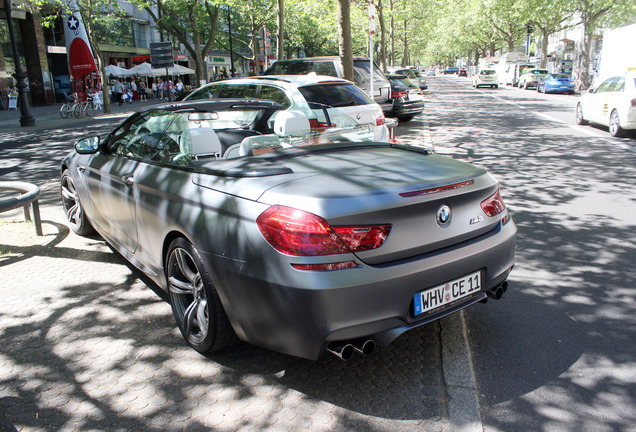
[152,113,190,164]
[259,86,291,109]
[108,111,173,161]
[613,77,625,92]
[289,62,312,74]
[596,79,614,93]
[187,85,219,100]
[314,61,338,77]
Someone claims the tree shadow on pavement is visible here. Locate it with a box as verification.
[425,79,636,431]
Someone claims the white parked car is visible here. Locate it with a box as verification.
[185,74,390,142]
[473,69,499,88]
[576,74,636,137]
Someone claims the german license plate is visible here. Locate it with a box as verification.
[414,271,481,316]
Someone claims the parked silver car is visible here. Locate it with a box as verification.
[61,100,516,361]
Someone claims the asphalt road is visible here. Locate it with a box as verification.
[424,76,636,432]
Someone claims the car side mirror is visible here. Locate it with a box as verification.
[74,136,99,154]
[587,87,596,94]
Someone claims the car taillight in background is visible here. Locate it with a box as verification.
[376,114,386,126]
[481,188,506,217]
[631,99,636,107]
[257,205,391,257]
[309,119,335,129]
[391,91,407,99]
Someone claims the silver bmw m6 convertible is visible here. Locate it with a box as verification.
[61,99,516,360]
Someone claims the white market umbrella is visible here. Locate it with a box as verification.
[168,64,196,75]
[104,64,130,78]
[127,62,157,77]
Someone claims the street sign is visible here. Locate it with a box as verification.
[150,42,173,69]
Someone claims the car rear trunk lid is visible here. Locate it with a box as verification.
[258,145,502,264]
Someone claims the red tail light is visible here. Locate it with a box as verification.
[481,188,506,217]
[631,99,636,107]
[309,119,335,129]
[257,205,391,256]
[376,114,386,126]
[391,90,407,99]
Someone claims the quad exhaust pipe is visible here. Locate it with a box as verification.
[327,339,376,361]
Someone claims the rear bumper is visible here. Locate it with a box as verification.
[204,218,517,360]
[387,101,425,117]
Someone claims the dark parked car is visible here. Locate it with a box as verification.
[386,74,426,122]
[442,67,459,75]
[458,68,468,77]
[61,100,516,361]
[262,56,393,113]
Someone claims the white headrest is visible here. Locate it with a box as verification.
[189,127,221,158]
[273,110,310,137]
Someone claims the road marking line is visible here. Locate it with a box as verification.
[441,312,483,432]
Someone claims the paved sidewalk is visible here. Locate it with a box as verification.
[0,99,165,132]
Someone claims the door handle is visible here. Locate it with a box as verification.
[122,175,135,186]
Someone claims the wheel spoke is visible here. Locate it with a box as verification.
[66,203,80,224]
[183,299,199,336]
[197,298,209,337]
[61,184,75,200]
[175,249,198,284]
[168,276,194,295]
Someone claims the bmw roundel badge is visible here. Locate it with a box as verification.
[437,205,452,228]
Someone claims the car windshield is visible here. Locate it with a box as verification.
[530,69,549,75]
[553,74,570,79]
[481,70,496,75]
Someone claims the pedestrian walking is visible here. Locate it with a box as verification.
[175,79,184,98]
[152,79,158,100]
[115,79,124,105]
[138,80,147,101]
[130,79,138,101]
[92,88,102,110]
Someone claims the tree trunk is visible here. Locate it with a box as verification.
[541,28,549,68]
[337,0,353,81]
[277,0,284,60]
[579,20,592,90]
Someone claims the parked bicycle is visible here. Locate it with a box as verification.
[75,96,96,118]
[60,93,79,119]
[60,93,96,119]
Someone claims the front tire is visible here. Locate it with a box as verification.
[575,103,588,125]
[166,238,237,353]
[60,104,71,119]
[609,110,623,137]
[61,169,95,236]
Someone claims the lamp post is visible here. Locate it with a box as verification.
[4,0,35,127]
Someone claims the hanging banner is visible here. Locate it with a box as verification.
[64,6,98,80]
